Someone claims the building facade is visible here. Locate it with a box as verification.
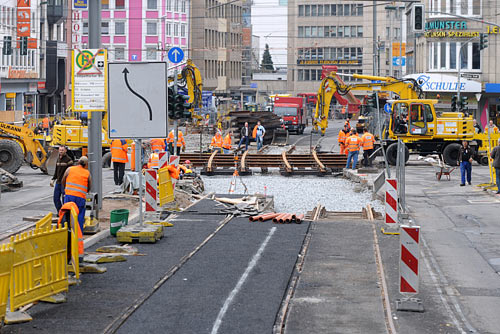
[407,0,500,125]
[190,0,243,96]
[287,1,395,99]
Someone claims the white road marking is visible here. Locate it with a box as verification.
[211,226,277,334]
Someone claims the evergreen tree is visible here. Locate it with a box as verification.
[260,44,274,71]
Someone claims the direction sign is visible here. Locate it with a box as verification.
[72,49,107,111]
[392,56,406,66]
[384,103,392,113]
[108,62,167,138]
[168,47,184,64]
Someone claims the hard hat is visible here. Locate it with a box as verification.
[184,160,191,164]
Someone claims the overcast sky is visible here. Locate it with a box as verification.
[251,0,288,68]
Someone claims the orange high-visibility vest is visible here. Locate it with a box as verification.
[167,164,179,179]
[58,201,84,255]
[131,142,136,171]
[338,130,346,144]
[222,134,232,149]
[151,138,166,152]
[111,139,129,163]
[42,117,49,129]
[65,165,90,199]
[176,131,185,147]
[211,133,223,148]
[148,153,159,168]
[361,132,375,150]
[345,135,361,152]
[252,125,258,138]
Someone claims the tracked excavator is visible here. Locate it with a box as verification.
[313,68,499,165]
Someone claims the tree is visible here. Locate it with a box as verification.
[260,44,274,71]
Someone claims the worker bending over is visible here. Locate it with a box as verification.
[361,128,375,167]
[62,156,92,231]
[345,129,361,170]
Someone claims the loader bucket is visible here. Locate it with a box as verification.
[44,148,59,176]
[272,129,289,146]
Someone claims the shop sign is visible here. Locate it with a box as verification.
[425,20,467,31]
[37,81,46,89]
[425,31,479,38]
[5,93,16,99]
[28,82,37,92]
[8,67,38,79]
[73,0,87,9]
[71,9,82,47]
[486,26,500,34]
[297,59,361,66]
[404,73,481,93]
[16,0,31,37]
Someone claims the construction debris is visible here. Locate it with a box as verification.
[213,195,274,217]
[249,212,305,224]
[95,244,139,254]
[0,166,23,191]
[83,254,127,264]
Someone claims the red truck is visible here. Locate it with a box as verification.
[273,96,307,134]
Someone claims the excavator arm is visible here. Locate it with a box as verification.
[313,70,423,136]
[168,59,204,124]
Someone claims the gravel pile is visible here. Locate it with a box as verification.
[202,175,384,214]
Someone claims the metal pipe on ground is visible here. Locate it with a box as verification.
[258,213,280,222]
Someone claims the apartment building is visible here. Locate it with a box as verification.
[287,1,395,99]
[190,0,243,96]
[408,0,500,124]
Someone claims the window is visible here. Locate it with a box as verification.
[331,4,336,16]
[337,26,343,37]
[357,4,363,16]
[147,22,157,35]
[146,47,157,60]
[298,5,304,16]
[305,26,311,38]
[318,5,323,16]
[147,0,156,9]
[324,5,330,16]
[460,42,467,69]
[357,26,363,37]
[174,23,179,36]
[101,22,109,35]
[102,0,109,9]
[166,22,172,36]
[305,5,310,16]
[338,4,343,15]
[298,26,304,37]
[115,0,124,9]
[83,21,88,35]
[180,24,186,37]
[181,0,186,13]
[115,21,125,35]
[304,69,310,81]
[344,4,350,15]
[174,0,179,11]
[318,26,324,37]
[167,0,172,10]
[472,43,480,69]
[330,26,336,37]
[344,26,350,38]
[472,0,480,15]
[115,47,125,60]
[311,26,317,37]
[298,69,303,81]
[440,43,446,69]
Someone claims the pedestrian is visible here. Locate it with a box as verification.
[361,128,375,167]
[210,130,223,153]
[238,122,251,151]
[111,138,128,185]
[338,124,349,154]
[62,156,92,231]
[490,138,500,194]
[473,119,482,133]
[255,121,266,150]
[345,129,361,169]
[50,146,73,213]
[222,131,232,154]
[485,120,499,134]
[458,140,473,186]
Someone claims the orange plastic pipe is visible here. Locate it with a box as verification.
[259,213,280,222]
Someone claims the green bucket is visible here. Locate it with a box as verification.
[110,209,129,236]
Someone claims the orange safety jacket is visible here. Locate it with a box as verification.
[131,142,136,171]
[65,165,90,199]
[361,132,375,150]
[151,138,166,152]
[211,133,223,148]
[58,201,84,255]
[167,164,179,179]
[252,125,258,138]
[148,152,159,169]
[111,139,129,163]
[222,134,232,149]
[167,131,186,147]
[42,117,49,129]
[338,129,346,144]
[345,135,361,152]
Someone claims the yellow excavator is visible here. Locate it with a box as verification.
[168,59,204,125]
[314,68,499,165]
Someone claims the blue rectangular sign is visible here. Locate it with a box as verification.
[74,0,87,9]
[392,57,406,66]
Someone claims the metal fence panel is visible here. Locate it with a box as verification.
[158,167,175,206]
[0,243,13,321]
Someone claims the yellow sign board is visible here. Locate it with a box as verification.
[392,43,406,57]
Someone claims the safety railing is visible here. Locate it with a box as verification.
[158,166,175,206]
[0,243,13,323]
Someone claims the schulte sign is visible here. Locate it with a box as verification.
[404,73,481,93]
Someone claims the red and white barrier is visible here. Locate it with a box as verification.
[145,169,157,212]
[385,178,398,224]
[400,225,420,294]
[169,155,180,188]
[159,152,169,169]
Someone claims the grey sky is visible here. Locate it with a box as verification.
[251,0,288,68]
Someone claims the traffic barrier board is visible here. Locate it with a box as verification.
[385,178,398,224]
[158,167,175,206]
[0,243,13,322]
[145,169,157,212]
[400,225,420,294]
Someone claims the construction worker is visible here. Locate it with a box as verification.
[50,146,74,213]
[255,121,266,150]
[58,201,84,257]
[151,138,166,153]
[167,130,186,155]
[345,129,361,170]
[238,122,251,151]
[42,116,50,135]
[111,139,128,185]
[223,131,232,154]
[148,152,160,169]
[210,130,223,152]
[178,160,194,178]
[338,124,349,155]
[361,128,375,167]
[485,120,499,134]
[62,156,91,231]
[344,117,351,131]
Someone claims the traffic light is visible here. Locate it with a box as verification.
[366,93,377,108]
[480,33,488,50]
[451,95,457,112]
[168,86,175,119]
[3,36,11,55]
[20,37,27,56]
[180,94,192,119]
[413,4,424,33]
[459,96,468,112]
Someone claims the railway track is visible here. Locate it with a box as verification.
[180,150,347,176]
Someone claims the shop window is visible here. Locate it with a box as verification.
[115,0,124,9]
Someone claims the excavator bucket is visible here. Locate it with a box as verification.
[44,148,59,176]
[272,129,289,146]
